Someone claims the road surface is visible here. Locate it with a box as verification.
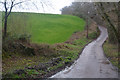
[50,26,118,78]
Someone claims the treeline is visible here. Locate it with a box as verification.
[61,2,119,51]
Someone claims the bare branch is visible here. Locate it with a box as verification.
[4,1,7,11]
[45,1,55,10]
[32,2,38,11]
[0,2,4,4]
[13,1,24,7]
[41,2,45,12]
[13,0,30,7]
[7,1,14,17]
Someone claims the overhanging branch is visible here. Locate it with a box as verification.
[7,1,14,17]
[13,0,30,7]
[0,2,4,4]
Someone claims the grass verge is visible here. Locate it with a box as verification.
[103,40,119,69]
[3,36,91,78]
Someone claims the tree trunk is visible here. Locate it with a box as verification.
[86,25,88,39]
[86,16,89,39]
[99,3,119,44]
[118,2,120,53]
[4,17,7,38]
[3,11,8,39]
[107,25,117,44]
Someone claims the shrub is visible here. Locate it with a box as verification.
[2,33,33,57]
[88,32,97,39]
[18,34,31,42]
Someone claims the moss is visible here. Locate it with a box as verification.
[38,70,47,74]
[13,75,20,78]
[3,74,20,78]
[25,69,39,75]
[20,73,26,78]
[48,63,63,71]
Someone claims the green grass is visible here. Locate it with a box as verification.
[103,40,119,68]
[2,12,91,78]
[6,12,85,44]
[2,37,91,78]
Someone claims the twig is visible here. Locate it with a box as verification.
[0,2,4,4]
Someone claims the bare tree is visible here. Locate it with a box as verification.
[0,0,28,39]
[62,2,119,46]
[95,2,120,53]
[0,0,54,39]
[95,2,119,43]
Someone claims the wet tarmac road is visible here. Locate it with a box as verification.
[50,26,118,78]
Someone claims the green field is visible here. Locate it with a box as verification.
[7,12,85,44]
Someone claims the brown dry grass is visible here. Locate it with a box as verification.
[65,21,98,44]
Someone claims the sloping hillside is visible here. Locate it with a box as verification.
[7,12,85,44]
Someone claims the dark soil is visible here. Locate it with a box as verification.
[2,38,93,79]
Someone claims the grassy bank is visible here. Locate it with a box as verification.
[3,36,91,78]
[3,21,98,78]
[7,12,85,44]
[103,40,119,69]
[2,12,98,78]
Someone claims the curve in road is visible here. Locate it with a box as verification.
[50,26,118,78]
